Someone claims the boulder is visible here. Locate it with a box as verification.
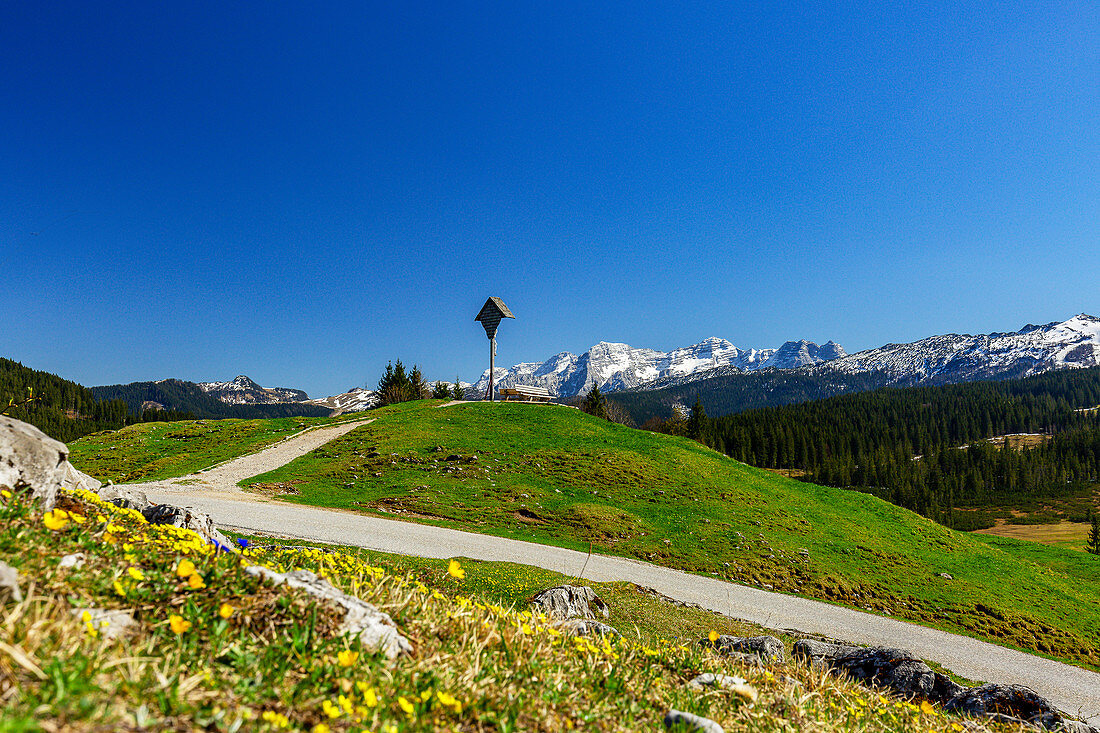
[60,461,101,493]
[664,709,724,733]
[97,484,151,513]
[0,416,67,510]
[142,504,232,550]
[792,639,963,702]
[0,560,22,604]
[72,608,136,640]
[554,618,621,637]
[703,635,785,664]
[945,684,1096,732]
[530,585,610,621]
[245,565,412,659]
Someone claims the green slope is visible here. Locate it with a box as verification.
[78,400,1100,669]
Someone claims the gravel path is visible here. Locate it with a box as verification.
[132,420,1100,725]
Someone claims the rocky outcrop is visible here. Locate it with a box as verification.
[794,640,1098,732]
[530,585,610,621]
[245,565,412,658]
[0,416,67,510]
[60,461,101,493]
[793,639,963,702]
[702,635,785,664]
[142,504,232,550]
[687,673,758,702]
[97,484,151,513]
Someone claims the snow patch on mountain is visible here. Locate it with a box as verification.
[301,387,379,413]
[197,375,309,405]
[471,336,845,398]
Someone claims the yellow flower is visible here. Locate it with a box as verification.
[419,690,432,702]
[337,650,359,667]
[322,700,341,719]
[920,700,936,715]
[113,579,127,597]
[219,603,235,619]
[187,572,206,589]
[43,509,70,531]
[312,725,331,733]
[363,687,378,708]
[437,691,462,713]
[169,614,192,634]
[708,629,719,643]
[398,696,415,715]
[127,566,145,581]
[447,559,465,579]
[176,559,196,577]
[0,490,11,499]
[520,622,533,635]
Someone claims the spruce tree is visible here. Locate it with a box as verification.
[452,377,465,401]
[687,397,707,442]
[432,381,451,399]
[582,384,608,419]
[1087,515,1100,555]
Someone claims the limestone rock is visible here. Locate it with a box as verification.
[530,585,609,620]
[945,684,1093,732]
[0,416,67,510]
[704,635,785,664]
[60,461,101,493]
[142,504,232,550]
[0,561,23,604]
[72,608,135,640]
[554,618,621,637]
[687,673,758,701]
[792,639,963,702]
[245,565,412,658]
[98,484,151,513]
[664,709,724,733]
[58,553,86,570]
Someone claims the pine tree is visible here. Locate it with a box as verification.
[1087,515,1100,555]
[581,384,608,419]
[409,365,429,400]
[432,381,451,399]
[452,377,465,401]
[687,397,707,442]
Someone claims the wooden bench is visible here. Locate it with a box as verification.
[499,385,553,403]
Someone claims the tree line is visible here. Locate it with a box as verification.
[646,367,1100,529]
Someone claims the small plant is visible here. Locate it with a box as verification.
[1087,515,1100,555]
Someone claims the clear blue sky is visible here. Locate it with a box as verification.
[3,2,1098,397]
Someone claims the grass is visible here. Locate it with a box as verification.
[975,520,1092,550]
[70,400,1100,671]
[68,416,340,482]
[0,488,1005,732]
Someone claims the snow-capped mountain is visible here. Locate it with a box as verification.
[471,337,846,398]
[814,314,1100,383]
[197,375,309,405]
[300,387,379,413]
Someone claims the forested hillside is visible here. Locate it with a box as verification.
[614,368,896,423]
[0,358,188,442]
[695,367,1100,529]
[91,380,331,420]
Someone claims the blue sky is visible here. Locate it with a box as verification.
[3,2,1098,397]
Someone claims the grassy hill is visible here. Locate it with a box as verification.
[74,401,1100,670]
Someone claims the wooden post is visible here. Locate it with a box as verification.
[489,337,496,401]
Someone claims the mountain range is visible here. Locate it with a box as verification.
[470,337,847,398]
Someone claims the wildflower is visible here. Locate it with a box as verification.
[236,538,249,549]
[356,683,378,708]
[398,696,415,715]
[337,650,359,667]
[113,579,127,597]
[448,559,465,579]
[219,603,235,619]
[0,489,11,499]
[43,509,70,531]
[261,710,290,728]
[708,629,719,643]
[322,700,341,719]
[311,725,331,733]
[127,566,145,581]
[187,572,206,589]
[437,691,462,713]
[176,559,196,577]
[920,700,936,715]
[420,690,432,702]
[169,614,192,634]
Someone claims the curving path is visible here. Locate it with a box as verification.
[132,420,1100,725]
